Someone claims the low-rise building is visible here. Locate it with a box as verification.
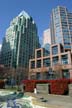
[29,43,72,80]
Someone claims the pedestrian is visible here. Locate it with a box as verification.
[34,88,37,94]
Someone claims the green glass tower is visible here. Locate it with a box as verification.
[1,11,40,68]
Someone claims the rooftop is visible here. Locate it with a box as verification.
[18,11,30,19]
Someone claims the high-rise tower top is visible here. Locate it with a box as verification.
[18,11,30,19]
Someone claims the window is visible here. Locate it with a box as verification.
[43,72,49,80]
[61,54,68,64]
[43,49,50,56]
[37,60,41,68]
[62,69,70,78]
[56,26,61,32]
[69,26,72,31]
[64,45,71,49]
[31,61,35,69]
[37,50,41,58]
[52,56,59,65]
[52,46,58,55]
[36,73,41,80]
[56,37,62,43]
[43,58,51,67]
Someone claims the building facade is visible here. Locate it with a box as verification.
[50,6,72,51]
[43,28,51,46]
[1,11,40,68]
[29,44,72,80]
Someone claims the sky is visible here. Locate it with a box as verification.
[0,0,72,45]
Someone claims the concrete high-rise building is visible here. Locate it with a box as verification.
[1,11,40,68]
[43,28,51,46]
[50,6,72,51]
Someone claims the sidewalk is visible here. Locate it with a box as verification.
[25,92,72,108]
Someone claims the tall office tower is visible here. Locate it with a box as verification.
[43,28,51,46]
[50,6,72,51]
[1,11,40,68]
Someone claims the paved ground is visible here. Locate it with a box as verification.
[25,92,72,108]
[0,90,72,108]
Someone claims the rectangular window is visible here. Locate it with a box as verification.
[36,72,41,80]
[43,49,50,56]
[62,69,70,78]
[52,56,59,65]
[37,60,41,68]
[37,50,41,58]
[61,54,68,64]
[52,46,58,55]
[43,58,51,67]
[64,45,71,49]
[31,61,35,69]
